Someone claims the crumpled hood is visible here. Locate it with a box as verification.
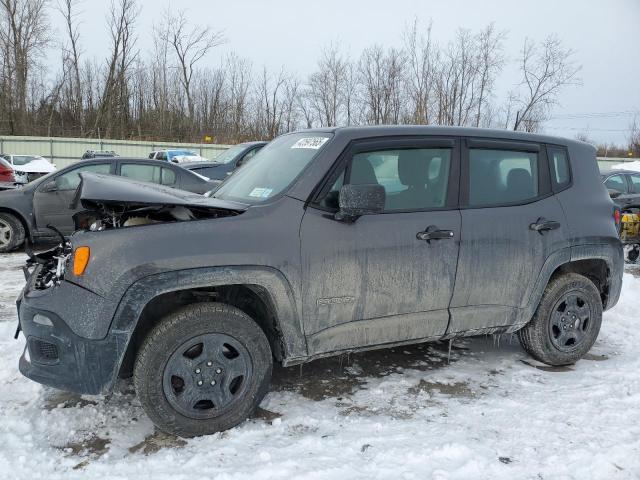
[74,172,249,212]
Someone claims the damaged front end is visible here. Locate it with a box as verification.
[71,172,248,232]
[23,226,72,290]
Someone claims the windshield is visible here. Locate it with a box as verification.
[212,144,249,164]
[167,150,197,160]
[214,133,332,203]
[12,155,42,166]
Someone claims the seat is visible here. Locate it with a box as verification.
[350,155,379,185]
[505,168,534,202]
[386,150,431,210]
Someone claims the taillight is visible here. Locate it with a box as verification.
[0,163,14,182]
[613,207,621,231]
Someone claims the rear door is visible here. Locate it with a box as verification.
[449,139,569,334]
[300,137,461,355]
[32,162,113,234]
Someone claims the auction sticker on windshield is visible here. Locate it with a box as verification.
[291,137,329,149]
[248,187,273,198]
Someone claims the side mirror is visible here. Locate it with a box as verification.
[41,180,57,192]
[608,189,622,199]
[335,184,385,222]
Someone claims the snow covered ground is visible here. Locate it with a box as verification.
[1,252,639,480]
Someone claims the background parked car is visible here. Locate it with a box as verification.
[0,154,56,183]
[0,157,218,252]
[148,149,207,163]
[601,169,640,209]
[0,157,19,191]
[81,150,119,160]
[182,141,267,180]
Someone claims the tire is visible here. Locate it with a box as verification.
[0,212,25,253]
[518,273,603,366]
[134,302,272,437]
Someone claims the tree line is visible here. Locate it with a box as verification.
[0,0,598,146]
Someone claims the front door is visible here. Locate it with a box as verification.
[300,138,461,355]
[33,162,112,234]
[449,140,569,333]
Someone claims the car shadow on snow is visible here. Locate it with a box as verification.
[39,330,611,466]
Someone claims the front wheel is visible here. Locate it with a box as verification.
[134,302,272,437]
[518,273,603,366]
[0,212,25,253]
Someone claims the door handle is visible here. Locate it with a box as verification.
[416,225,454,243]
[529,217,561,234]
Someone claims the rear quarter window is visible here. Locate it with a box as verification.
[547,146,571,191]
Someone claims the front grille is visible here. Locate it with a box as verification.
[30,338,59,363]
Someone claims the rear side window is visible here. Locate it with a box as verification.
[121,164,162,184]
[161,168,176,185]
[548,146,571,190]
[629,174,640,194]
[469,149,539,206]
[604,174,627,193]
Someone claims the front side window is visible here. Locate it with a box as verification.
[604,174,627,194]
[54,163,111,191]
[629,174,640,194]
[214,133,332,203]
[469,149,539,206]
[317,148,451,212]
[121,164,162,184]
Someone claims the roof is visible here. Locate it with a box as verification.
[299,125,586,147]
[180,161,220,168]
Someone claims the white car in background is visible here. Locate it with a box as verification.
[0,154,56,184]
[148,149,207,164]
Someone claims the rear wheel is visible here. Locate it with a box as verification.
[518,273,602,366]
[134,302,272,437]
[0,212,25,253]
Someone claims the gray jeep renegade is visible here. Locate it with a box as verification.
[15,126,623,437]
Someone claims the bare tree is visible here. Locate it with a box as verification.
[56,0,84,133]
[473,23,505,127]
[0,0,51,133]
[161,8,224,125]
[403,18,436,124]
[307,44,347,126]
[358,45,405,125]
[512,35,581,131]
[629,117,640,156]
[93,0,139,138]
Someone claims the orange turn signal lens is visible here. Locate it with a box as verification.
[73,246,90,276]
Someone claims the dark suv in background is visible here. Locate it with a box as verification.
[15,126,623,437]
[602,169,640,209]
[181,141,267,181]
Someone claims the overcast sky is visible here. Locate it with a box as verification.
[49,0,640,146]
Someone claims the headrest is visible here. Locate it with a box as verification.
[398,150,430,187]
[350,155,378,185]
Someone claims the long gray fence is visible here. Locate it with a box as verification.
[1,135,637,171]
[0,135,230,169]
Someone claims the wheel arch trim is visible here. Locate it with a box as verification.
[108,265,307,380]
